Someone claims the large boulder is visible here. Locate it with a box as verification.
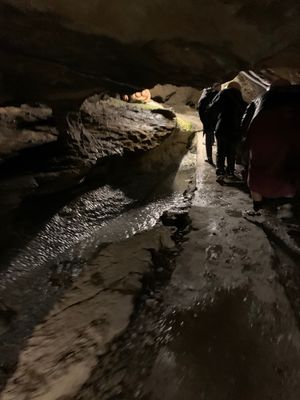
[72,96,177,157]
[0,97,188,213]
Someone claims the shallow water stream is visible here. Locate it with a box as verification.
[0,148,195,387]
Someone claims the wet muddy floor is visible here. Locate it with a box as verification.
[60,126,300,400]
[143,289,300,400]
[138,132,300,400]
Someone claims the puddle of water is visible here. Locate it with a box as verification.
[143,289,300,400]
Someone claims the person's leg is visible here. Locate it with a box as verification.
[251,191,263,211]
[251,191,263,202]
[226,140,236,176]
[216,136,226,177]
[205,131,214,163]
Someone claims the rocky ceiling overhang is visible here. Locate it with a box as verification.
[0,0,300,107]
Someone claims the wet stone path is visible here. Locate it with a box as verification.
[67,126,300,400]
[140,133,300,400]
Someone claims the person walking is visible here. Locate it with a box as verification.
[245,79,300,211]
[207,81,247,183]
[198,83,221,164]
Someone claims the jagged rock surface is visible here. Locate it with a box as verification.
[0,98,178,213]
[74,97,176,157]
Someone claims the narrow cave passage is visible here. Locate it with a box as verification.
[1,2,300,397]
[1,67,300,400]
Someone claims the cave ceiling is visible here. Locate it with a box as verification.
[0,0,299,108]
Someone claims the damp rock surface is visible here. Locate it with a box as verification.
[0,98,180,217]
[0,104,57,160]
[76,97,177,155]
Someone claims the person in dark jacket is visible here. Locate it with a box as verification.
[198,83,221,164]
[245,79,300,211]
[238,96,262,174]
[207,81,247,182]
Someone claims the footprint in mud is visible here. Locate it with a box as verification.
[142,289,300,400]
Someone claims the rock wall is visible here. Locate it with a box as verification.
[150,85,201,111]
[227,72,266,102]
[0,104,57,161]
[0,97,196,254]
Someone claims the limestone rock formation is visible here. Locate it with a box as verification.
[0,97,189,216]
[76,96,176,157]
[0,104,57,163]
[150,85,201,111]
